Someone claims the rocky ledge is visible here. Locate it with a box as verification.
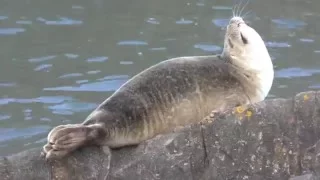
[1,91,320,180]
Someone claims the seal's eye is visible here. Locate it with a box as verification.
[240,33,248,44]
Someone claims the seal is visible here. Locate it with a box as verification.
[42,16,274,159]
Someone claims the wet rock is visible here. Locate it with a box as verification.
[2,91,320,180]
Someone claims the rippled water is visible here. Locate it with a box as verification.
[1,0,320,155]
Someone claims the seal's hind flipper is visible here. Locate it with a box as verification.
[43,124,92,160]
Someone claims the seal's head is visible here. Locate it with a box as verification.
[222,16,274,99]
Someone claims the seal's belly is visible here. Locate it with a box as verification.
[106,89,247,148]
[151,90,244,131]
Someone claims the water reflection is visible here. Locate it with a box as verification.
[37,17,83,26]
[276,67,320,78]
[43,75,129,92]
[1,0,320,155]
[0,28,25,35]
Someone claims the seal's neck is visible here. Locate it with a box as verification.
[222,51,274,100]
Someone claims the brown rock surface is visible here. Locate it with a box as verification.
[1,91,320,180]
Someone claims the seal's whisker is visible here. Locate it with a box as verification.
[243,10,252,19]
[232,0,238,18]
[232,6,235,17]
[236,0,243,17]
[234,0,240,17]
[239,0,250,18]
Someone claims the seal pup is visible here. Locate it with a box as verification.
[42,16,274,159]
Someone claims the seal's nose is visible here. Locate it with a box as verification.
[229,16,245,25]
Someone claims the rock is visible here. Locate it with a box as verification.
[289,174,315,180]
[0,146,111,180]
[2,91,320,180]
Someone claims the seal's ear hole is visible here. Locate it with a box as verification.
[228,38,234,48]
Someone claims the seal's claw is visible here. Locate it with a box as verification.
[45,149,70,160]
[42,143,52,153]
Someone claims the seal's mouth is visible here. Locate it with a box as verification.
[225,17,251,47]
[240,32,248,44]
[237,21,249,44]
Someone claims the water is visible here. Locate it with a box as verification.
[1,0,320,156]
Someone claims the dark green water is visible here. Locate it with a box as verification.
[1,0,320,155]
